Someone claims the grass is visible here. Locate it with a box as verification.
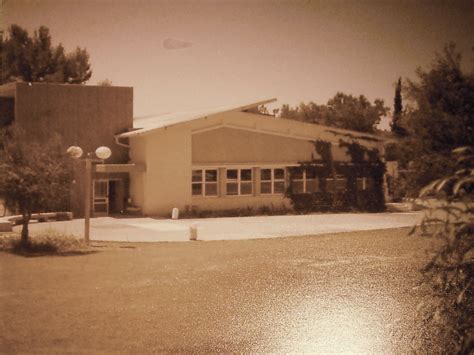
[0,228,90,256]
[0,227,443,352]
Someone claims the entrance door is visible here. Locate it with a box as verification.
[93,180,109,215]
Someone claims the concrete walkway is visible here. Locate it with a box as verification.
[17,212,424,243]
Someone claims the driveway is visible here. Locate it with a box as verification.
[20,212,424,242]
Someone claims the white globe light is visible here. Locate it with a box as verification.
[66,146,83,159]
[95,146,111,160]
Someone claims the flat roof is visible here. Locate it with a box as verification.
[0,82,17,97]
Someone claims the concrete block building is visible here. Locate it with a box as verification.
[0,82,134,216]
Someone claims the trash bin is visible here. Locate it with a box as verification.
[172,207,179,219]
[189,223,198,241]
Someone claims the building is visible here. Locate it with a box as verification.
[0,82,134,216]
[1,82,388,218]
[117,98,387,216]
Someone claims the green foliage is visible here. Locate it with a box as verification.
[388,43,474,197]
[405,44,473,155]
[412,146,473,353]
[394,77,403,118]
[0,229,87,256]
[339,141,386,211]
[0,25,92,84]
[408,45,473,167]
[280,92,389,133]
[286,140,386,213]
[97,78,113,86]
[182,204,292,218]
[314,139,333,165]
[0,127,73,246]
[391,77,406,136]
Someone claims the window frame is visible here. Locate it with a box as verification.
[191,169,219,197]
[226,168,253,196]
[356,177,373,191]
[260,167,286,195]
[326,175,347,192]
[291,169,319,193]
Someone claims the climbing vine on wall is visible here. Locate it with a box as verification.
[286,139,386,213]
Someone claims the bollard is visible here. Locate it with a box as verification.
[189,223,198,241]
[171,207,179,219]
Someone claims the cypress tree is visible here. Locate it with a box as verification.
[391,77,406,136]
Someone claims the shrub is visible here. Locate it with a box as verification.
[0,229,87,255]
[181,205,292,219]
[411,146,473,353]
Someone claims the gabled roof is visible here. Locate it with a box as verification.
[119,98,277,138]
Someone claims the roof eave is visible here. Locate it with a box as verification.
[118,97,278,139]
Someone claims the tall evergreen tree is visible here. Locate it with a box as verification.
[391,77,406,135]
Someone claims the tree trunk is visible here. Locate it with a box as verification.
[20,213,30,248]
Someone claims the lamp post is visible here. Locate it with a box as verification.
[67,145,111,245]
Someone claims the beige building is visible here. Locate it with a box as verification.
[117,99,386,216]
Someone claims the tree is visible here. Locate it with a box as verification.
[0,24,92,84]
[280,92,389,133]
[406,43,473,154]
[412,146,473,352]
[0,128,72,247]
[402,43,474,193]
[391,77,406,136]
[97,78,113,86]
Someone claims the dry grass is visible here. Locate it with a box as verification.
[0,228,89,256]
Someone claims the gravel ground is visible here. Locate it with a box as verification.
[0,227,440,353]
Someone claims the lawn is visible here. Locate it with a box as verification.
[0,227,441,353]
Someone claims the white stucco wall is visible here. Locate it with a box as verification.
[129,124,193,215]
[128,110,384,216]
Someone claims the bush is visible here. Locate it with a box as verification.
[181,205,292,219]
[412,146,473,353]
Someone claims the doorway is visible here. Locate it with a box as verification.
[93,180,109,216]
[93,179,124,216]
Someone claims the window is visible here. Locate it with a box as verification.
[192,169,218,197]
[326,176,347,192]
[291,168,319,193]
[226,168,253,196]
[356,177,373,191]
[261,168,285,194]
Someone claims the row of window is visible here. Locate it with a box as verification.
[191,167,372,197]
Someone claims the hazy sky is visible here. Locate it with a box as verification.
[2,0,473,129]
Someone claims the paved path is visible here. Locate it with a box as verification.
[18,212,424,242]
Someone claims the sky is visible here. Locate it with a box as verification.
[2,0,473,129]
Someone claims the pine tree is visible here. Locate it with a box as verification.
[0,25,92,84]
